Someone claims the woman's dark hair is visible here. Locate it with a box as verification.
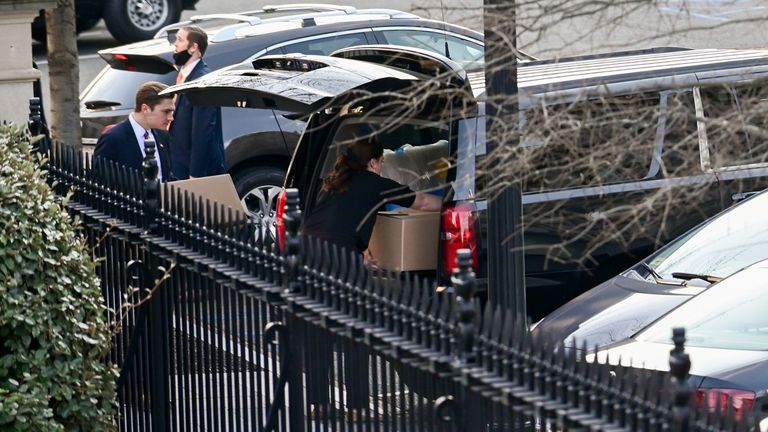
[322,137,384,193]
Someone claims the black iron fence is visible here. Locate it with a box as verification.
[28,102,758,432]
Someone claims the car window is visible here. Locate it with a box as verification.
[638,265,768,350]
[454,115,484,201]
[658,90,701,177]
[646,191,768,281]
[81,67,175,109]
[700,80,768,169]
[520,92,660,191]
[281,33,369,56]
[376,30,484,70]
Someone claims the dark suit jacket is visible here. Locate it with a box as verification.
[93,118,172,181]
[169,60,226,179]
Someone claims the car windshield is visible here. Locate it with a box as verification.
[638,264,768,350]
[642,191,768,282]
[81,67,175,109]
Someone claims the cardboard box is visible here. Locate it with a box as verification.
[164,174,246,223]
[367,210,440,271]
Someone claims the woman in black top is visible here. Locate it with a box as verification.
[302,137,441,418]
[303,137,442,264]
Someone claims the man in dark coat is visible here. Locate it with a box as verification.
[169,25,226,179]
[93,81,174,181]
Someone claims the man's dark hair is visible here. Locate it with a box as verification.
[134,81,172,112]
[182,25,209,57]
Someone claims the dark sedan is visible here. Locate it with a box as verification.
[591,260,768,421]
[532,188,768,349]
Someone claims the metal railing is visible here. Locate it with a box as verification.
[27,99,759,432]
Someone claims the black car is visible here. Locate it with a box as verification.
[590,259,768,422]
[79,4,486,226]
[166,46,768,320]
[531,188,768,348]
[33,0,198,43]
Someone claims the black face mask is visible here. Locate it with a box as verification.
[173,50,192,66]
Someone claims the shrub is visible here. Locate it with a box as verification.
[0,124,116,431]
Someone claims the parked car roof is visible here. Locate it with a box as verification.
[469,47,768,105]
[98,6,485,75]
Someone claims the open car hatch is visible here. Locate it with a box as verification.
[160,50,470,114]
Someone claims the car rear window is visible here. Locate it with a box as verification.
[376,29,484,71]
[700,79,768,169]
[81,67,176,110]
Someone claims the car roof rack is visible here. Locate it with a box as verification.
[261,4,357,14]
[156,4,417,42]
[232,9,418,40]
[156,4,356,39]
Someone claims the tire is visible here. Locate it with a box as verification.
[232,166,286,242]
[103,0,181,44]
[31,8,104,43]
[31,14,46,43]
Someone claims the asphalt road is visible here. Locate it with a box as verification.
[31,0,768,121]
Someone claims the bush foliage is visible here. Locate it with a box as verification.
[0,125,116,431]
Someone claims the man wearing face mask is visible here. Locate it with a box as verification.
[170,25,226,180]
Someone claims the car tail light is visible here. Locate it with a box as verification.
[100,124,116,135]
[440,202,478,276]
[275,188,287,250]
[695,388,755,421]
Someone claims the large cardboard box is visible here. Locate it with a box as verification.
[164,174,246,223]
[367,210,440,271]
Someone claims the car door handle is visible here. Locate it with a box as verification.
[732,191,761,203]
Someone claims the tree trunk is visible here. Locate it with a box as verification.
[45,0,80,147]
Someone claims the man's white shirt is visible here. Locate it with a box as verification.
[179,59,201,83]
[128,113,164,181]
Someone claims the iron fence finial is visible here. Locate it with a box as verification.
[283,188,302,294]
[452,248,477,365]
[28,97,42,137]
[670,327,691,431]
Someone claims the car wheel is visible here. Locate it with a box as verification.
[233,167,286,244]
[103,0,181,44]
[31,10,102,43]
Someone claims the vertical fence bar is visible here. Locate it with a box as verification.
[142,141,171,432]
[281,188,305,432]
[670,327,692,432]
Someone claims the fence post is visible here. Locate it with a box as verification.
[279,188,306,431]
[435,249,478,430]
[28,97,42,136]
[141,145,170,431]
[669,327,691,432]
[453,249,477,365]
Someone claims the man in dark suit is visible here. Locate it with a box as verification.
[94,81,175,181]
[169,25,226,180]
